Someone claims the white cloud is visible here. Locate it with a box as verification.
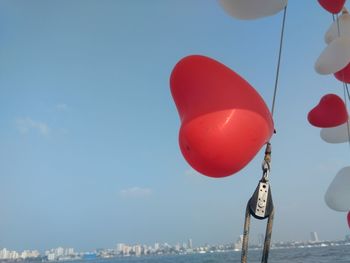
[119,187,152,198]
[56,103,69,111]
[16,118,50,136]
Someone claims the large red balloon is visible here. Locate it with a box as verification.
[334,62,350,83]
[308,94,348,128]
[318,0,346,14]
[348,211,350,229]
[170,55,274,178]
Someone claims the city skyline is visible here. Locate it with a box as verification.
[0,1,349,252]
[1,231,350,261]
[0,231,345,255]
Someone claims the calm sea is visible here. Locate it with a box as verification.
[75,245,350,263]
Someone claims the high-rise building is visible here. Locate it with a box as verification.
[116,243,124,254]
[134,245,142,256]
[188,238,193,249]
[55,247,64,257]
[65,248,74,256]
[310,232,319,242]
[154,243,159,251]
[122,245,131,256]
[234,235,244,251]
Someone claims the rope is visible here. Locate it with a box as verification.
[241,204,251,263]
[336,13,341,36]
[240,7,287,263]
[345,83,350,101]
[241,203,275,263]
[271,6,288,117]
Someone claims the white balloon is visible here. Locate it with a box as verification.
[315,37,350,75]
[325,166,350,212]
[219,0,288,20]
[325,13,350,44]
[320,121,350,144]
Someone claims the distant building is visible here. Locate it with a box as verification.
[154,243,159,251]
[116,243,124,254]
[188,239,193,249]
[21,250,40,259]
[134,245,142,256]
[65,248,74,256]
[47,253,56,261]
[234,235,244,251]
[310,232,319,242]
[55,247,64,257]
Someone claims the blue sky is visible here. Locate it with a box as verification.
[0,0,349,252]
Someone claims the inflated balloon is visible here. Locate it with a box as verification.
[334,62,350,83]
[219,0,288,20]
[325,12,350,44]
[318,0,346,14]
[315,37,350,75]
[325,166,350,211]
[320,121,350,143]
[307,94,348,128]
[170,55,274,178]
[347,212,350,229]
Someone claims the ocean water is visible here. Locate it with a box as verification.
[78,245,350,263]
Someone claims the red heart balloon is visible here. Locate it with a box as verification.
[170,55,274,178]
[307,94,348,128]
[318,0,346,14]
[347,211,350,229]
[334,62,350,83]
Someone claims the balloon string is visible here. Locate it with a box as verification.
[270,6,287,118]
[345,83,350,101]
[342,83,350,147]
[335,12,350,146]
[336,13,341,37]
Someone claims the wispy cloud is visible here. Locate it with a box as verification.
[119,187,152,198]
[16,118,50,136]
[56,103,69,112]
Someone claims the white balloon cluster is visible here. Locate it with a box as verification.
[313,8,350,214]
[315,10,350,74]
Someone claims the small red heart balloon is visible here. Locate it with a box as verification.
[347,211,350,229]
[334,62,350,83]
[318,0,346,14]
[308,94,348,128]
[170,55,274,178]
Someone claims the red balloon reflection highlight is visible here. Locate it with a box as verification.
[170,55,274,178]
[308,94,348,128]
